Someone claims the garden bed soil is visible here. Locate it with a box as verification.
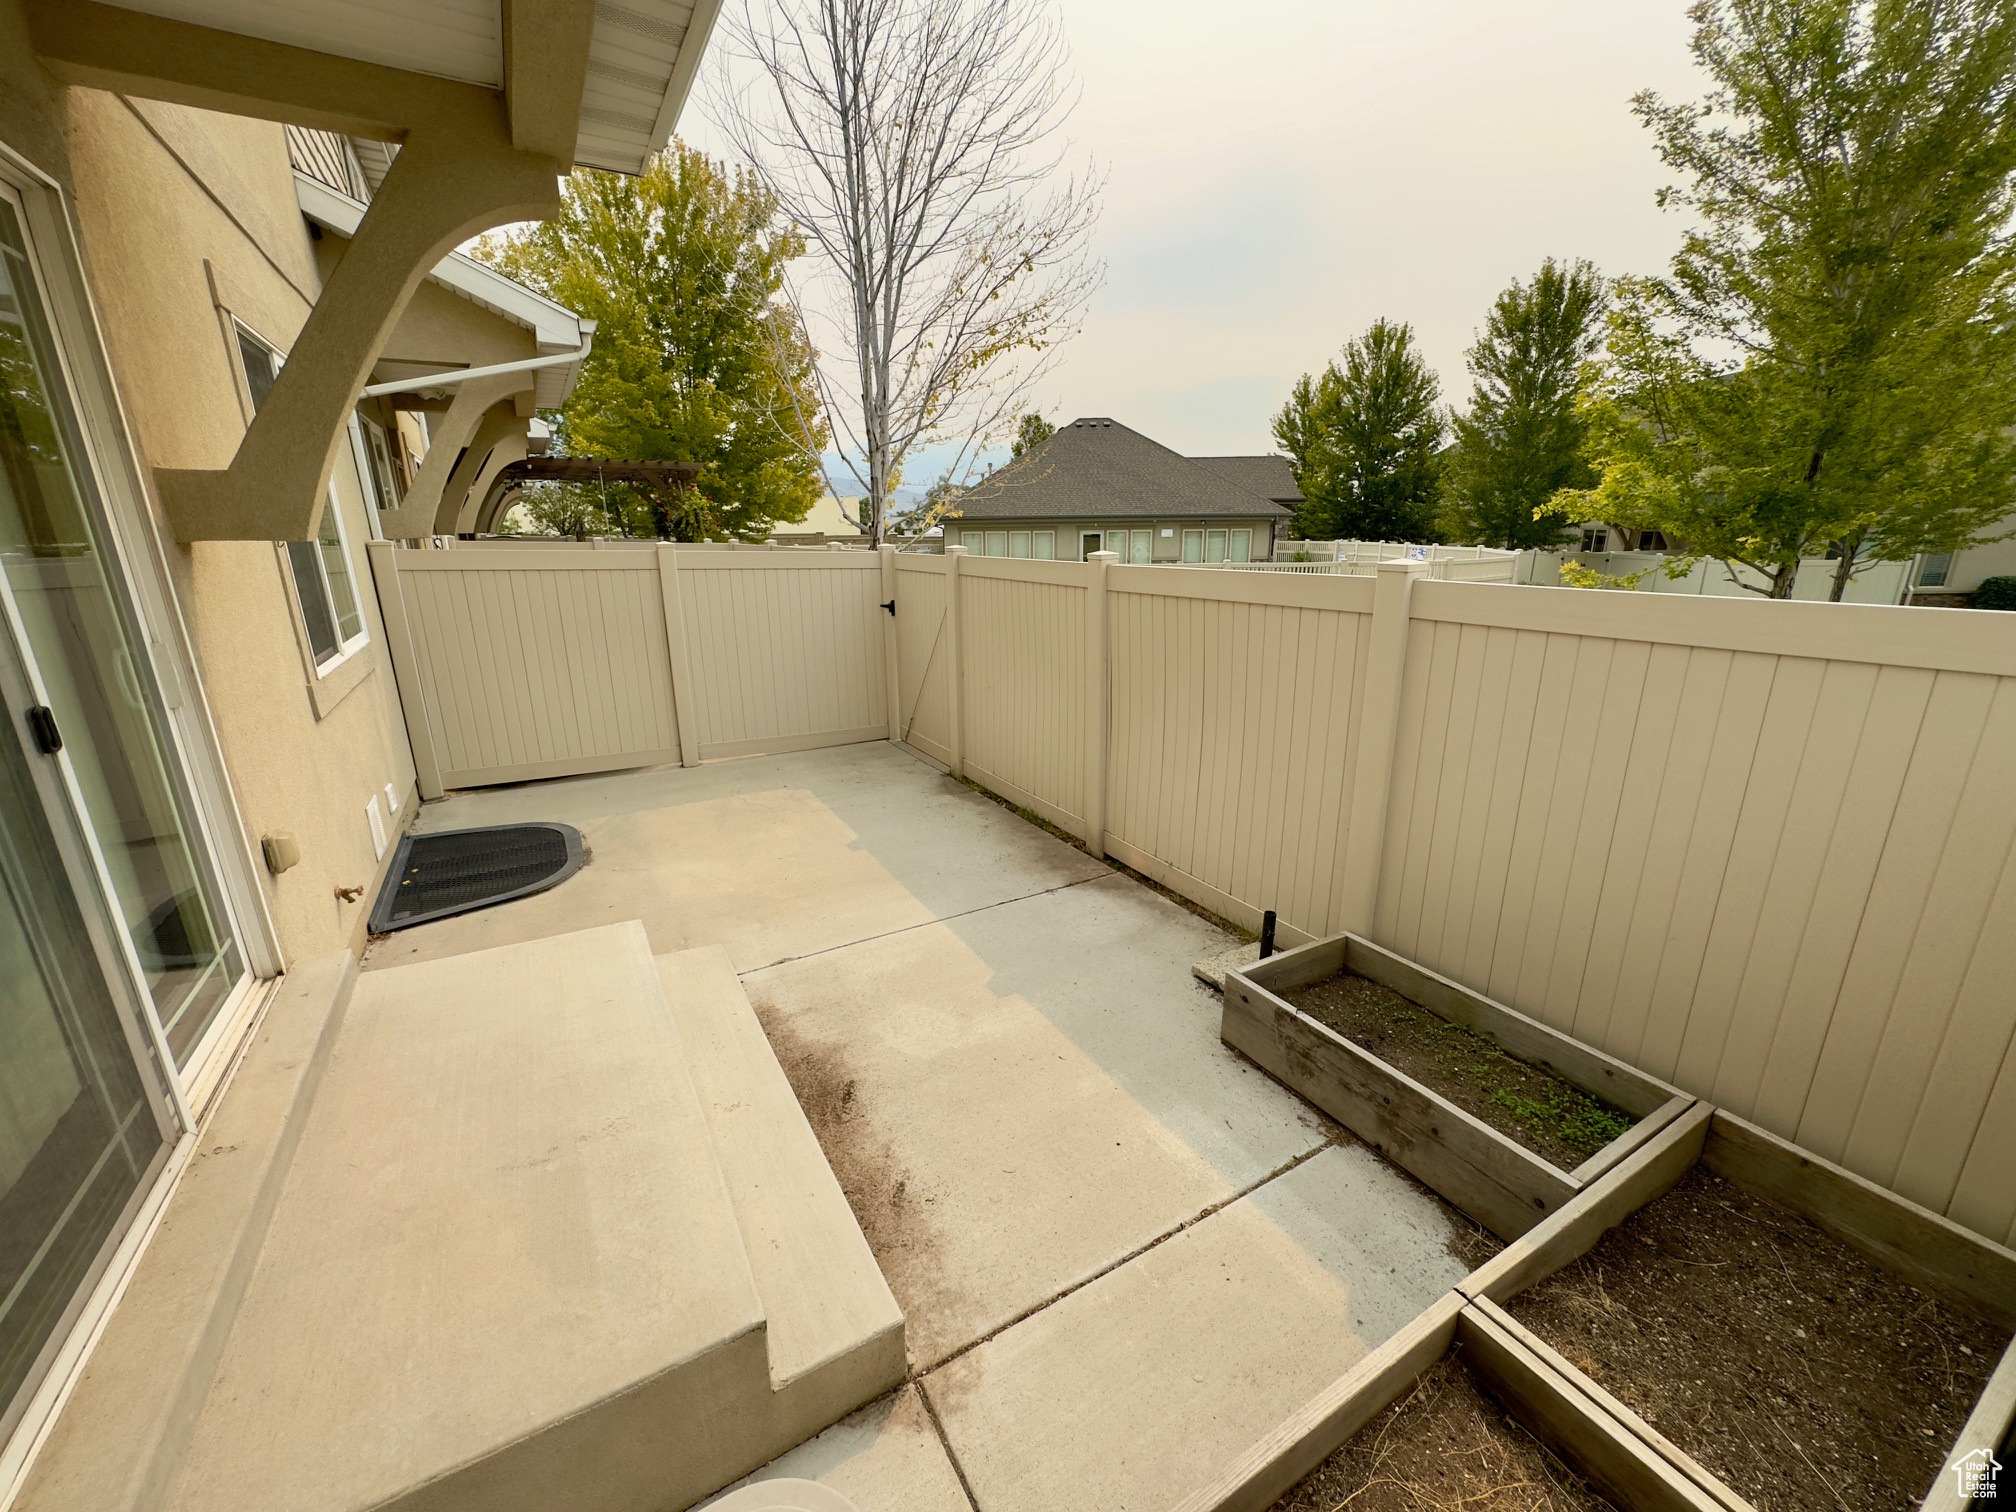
[1507,1166,2010,1511]
[1280,972,1633,1170]
[1270,1350,1617,1512]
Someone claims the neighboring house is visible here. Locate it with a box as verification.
[1556,513,2016,605]
[1907,516,2016,605]
[942,417,1298,562]
[0,1,713,1494]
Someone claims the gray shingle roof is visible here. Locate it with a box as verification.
[1193,454,1303,506]
[952,418,1295,521]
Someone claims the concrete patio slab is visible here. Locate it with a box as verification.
[699,1388,970,1512]
[334,743,1486,1510]
[922,1144,1478,1512]
[365,743,1108,975]
[742,875,1333,1368]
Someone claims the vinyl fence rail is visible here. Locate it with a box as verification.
[896,546,2016,1249]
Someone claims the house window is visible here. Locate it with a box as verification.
[1182,529,1202,563]
[1637,530,1668,552]
[236,325,278,411]
[1128,529,1150,564]
[286,486,368,671]
[1081,532,1101,560]
[1230,529,1252,563]
[985,530,1007,557]
[358,415,404,511]
[1919,552,1954,588]
[393,410,428,487]
[1009,529,1031,558]
[1032,530,1054,560]
[1206,529,1228,563]
[1582,528,1608,553]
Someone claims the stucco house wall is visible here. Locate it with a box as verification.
[64,91,418,963]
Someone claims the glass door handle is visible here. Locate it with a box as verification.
[25,704,61,754]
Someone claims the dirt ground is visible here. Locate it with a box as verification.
[1271,1350,1617,1512]
[1281,973,1631,1169]
[1508,1167,2009,1511]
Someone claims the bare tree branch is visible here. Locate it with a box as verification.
[712,0,1102,542]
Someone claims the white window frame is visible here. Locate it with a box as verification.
[353,412,404,517]
[1182,528,1203,563]
[284,482,370,678]
[1031,530,1054,560]
[1230,528,1252,563]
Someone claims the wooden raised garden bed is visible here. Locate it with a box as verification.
[1173,1074,2016,1512]
[1223,931,1694,1240]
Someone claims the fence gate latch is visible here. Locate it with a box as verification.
[881,599,897,617]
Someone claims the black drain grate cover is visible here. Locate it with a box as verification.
[369,822,586,933]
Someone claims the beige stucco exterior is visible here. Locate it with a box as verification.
[61,90,419,963]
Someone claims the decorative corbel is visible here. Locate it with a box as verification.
[154,125,557,541]
[376,374,532,540]
[27,0,569,542]
[438,400,533,535]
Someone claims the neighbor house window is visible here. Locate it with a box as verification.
[985,530,1008,556]
[1081,532,1101,560]
[1919,552,1953,587]
[1206,529,1227,563]
[1031,530,1054,560]
[1182,529,1202,563]
[1125,529,1150,563]
[1230,529,1252,562]
[1009,529,1031,558]
[1581,528,1608,552]
[286,486,368,671]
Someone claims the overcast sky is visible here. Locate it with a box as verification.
[692,0,1711,476]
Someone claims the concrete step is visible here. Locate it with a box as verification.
[162,921,776,1512]
[18,923,902,1512]
[655,946,905,1420]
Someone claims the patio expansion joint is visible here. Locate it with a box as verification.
[912,1379,985,1512]
[737,871,1117,977]
[909,1137,1341,1381]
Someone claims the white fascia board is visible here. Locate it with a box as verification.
[293,172,583,353]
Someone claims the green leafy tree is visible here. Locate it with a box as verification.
[1551,0,2016,599]
[1273,320,1445,543]
[1443,259,1607,550]
[1010,412,1056,458]
[478,144,827,541]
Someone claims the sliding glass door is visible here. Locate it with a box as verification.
[0,182,245,1433]
[0,192,249,1066]
[0,604,173,1440]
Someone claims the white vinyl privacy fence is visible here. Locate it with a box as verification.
[369,539,2016,1248]
[899,548,2016,1250]
[367,542,889,794]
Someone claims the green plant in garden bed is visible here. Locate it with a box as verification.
[1285,973,1633,1166]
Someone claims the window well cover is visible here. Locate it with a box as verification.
[369,823,585,933]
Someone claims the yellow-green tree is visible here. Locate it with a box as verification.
[479,144,826,540]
